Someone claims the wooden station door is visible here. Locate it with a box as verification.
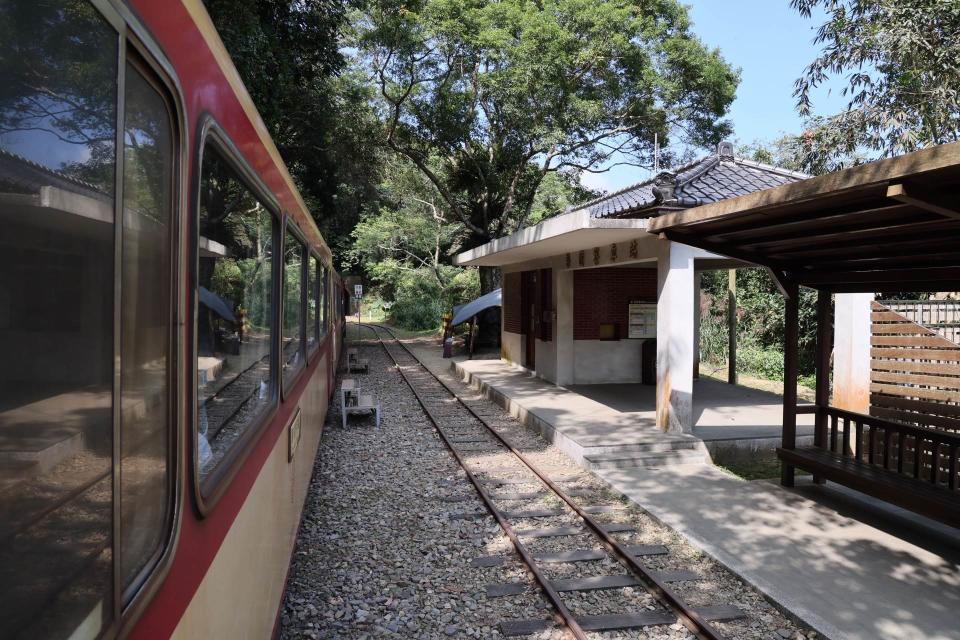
[520,270,538,369]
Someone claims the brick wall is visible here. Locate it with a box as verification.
[503,271,522,334]
[573,267,657,340]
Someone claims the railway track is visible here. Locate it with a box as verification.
[364,323,747,639]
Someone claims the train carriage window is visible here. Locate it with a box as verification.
[0,2,178,636]
[119,59,174,596]
[282,227,305,387]
[320,263,329,336]
[0,2,119,637]
[197,145,275,484]
[307,253,319,351]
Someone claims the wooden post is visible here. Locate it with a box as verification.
[469,316,477,359]
[813,289,832,484]
[781,280,800,487]
[727,269,737,384]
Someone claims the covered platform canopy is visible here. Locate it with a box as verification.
[648,142,960,293]
[454,208,649,266]
[648,141,960,529]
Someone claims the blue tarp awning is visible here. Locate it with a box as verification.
[199,286,237,323]
[451,288,501,326]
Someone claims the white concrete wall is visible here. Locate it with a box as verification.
[502,330,523,365]
[535,338,557,381]
[833,293,873,413]
[572,339,648,384]
[656,242,696,432]
[555,267,574,385]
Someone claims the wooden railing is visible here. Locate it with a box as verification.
[814,405,960,492]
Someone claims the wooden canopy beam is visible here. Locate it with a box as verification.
[887,183,960,220]
[798,266,960,286]
[764,267,794,298]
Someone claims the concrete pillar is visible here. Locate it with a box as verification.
[833,292,873,413]
[693,271,701,379]
[555,266,574,385]
[656,242,696,432]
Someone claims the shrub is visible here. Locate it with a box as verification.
[374,265,480,331]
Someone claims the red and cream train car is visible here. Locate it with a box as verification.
[0,1,346,637]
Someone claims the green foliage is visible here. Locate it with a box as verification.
[700,269,818,380]
[791,0,960,172]
[356,0,739,290]
[383,266,480,330]
[737,347,785,381]
[205,0,383,268]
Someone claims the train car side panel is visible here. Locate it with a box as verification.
[170,353,328,639]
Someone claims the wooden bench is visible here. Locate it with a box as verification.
[778,446,960,529]
[347,348,369,374]
[340,379,380,428]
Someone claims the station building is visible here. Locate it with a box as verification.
[454,142,810,432]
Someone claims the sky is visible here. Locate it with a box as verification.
[581,0,850,193]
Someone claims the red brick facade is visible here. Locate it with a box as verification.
[503,271,522,333]
[573,267,657,340]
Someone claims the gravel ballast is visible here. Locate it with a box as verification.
[279,333,820,640]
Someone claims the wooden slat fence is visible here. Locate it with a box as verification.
[880,299,960,345]
[870,301,960,436]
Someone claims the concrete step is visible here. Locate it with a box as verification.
[580,437,705,457]
[583,449,708,470]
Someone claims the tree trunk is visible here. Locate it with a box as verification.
[479,265,501,294]
[477,265,501,347]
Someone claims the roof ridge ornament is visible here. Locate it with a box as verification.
[652,170,677,203]
[717,140,735,161]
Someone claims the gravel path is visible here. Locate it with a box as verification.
[279,334,820,640]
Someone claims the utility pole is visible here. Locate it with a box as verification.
[654,133,660,174]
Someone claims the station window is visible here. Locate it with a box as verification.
[196,145,276,486]
[307,253,319,351]
[282,227,306,387]
[0,2,176,636]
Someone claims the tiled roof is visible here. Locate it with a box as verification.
[575,143,808,219]
[0,148,107,199]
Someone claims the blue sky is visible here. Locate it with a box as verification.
[582,0,849,193]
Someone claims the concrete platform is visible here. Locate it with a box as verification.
[438,357,813,469]
[403,344,960,640]
[567,380,816,447]
[601,465,960,640]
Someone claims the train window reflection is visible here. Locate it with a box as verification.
[320,264,328,336]
[197,145,275,484]
[307,254,319,351]
[282,230,305,387]
[0,1,117,637]
[119,61,173,596]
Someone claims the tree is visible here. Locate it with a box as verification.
[356,0,739,293]
[204,0,383,266]
[792,0,960,171]
[349,158,482,328]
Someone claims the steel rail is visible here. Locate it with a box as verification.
[366,323,727,640]
[362,324,589,638]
